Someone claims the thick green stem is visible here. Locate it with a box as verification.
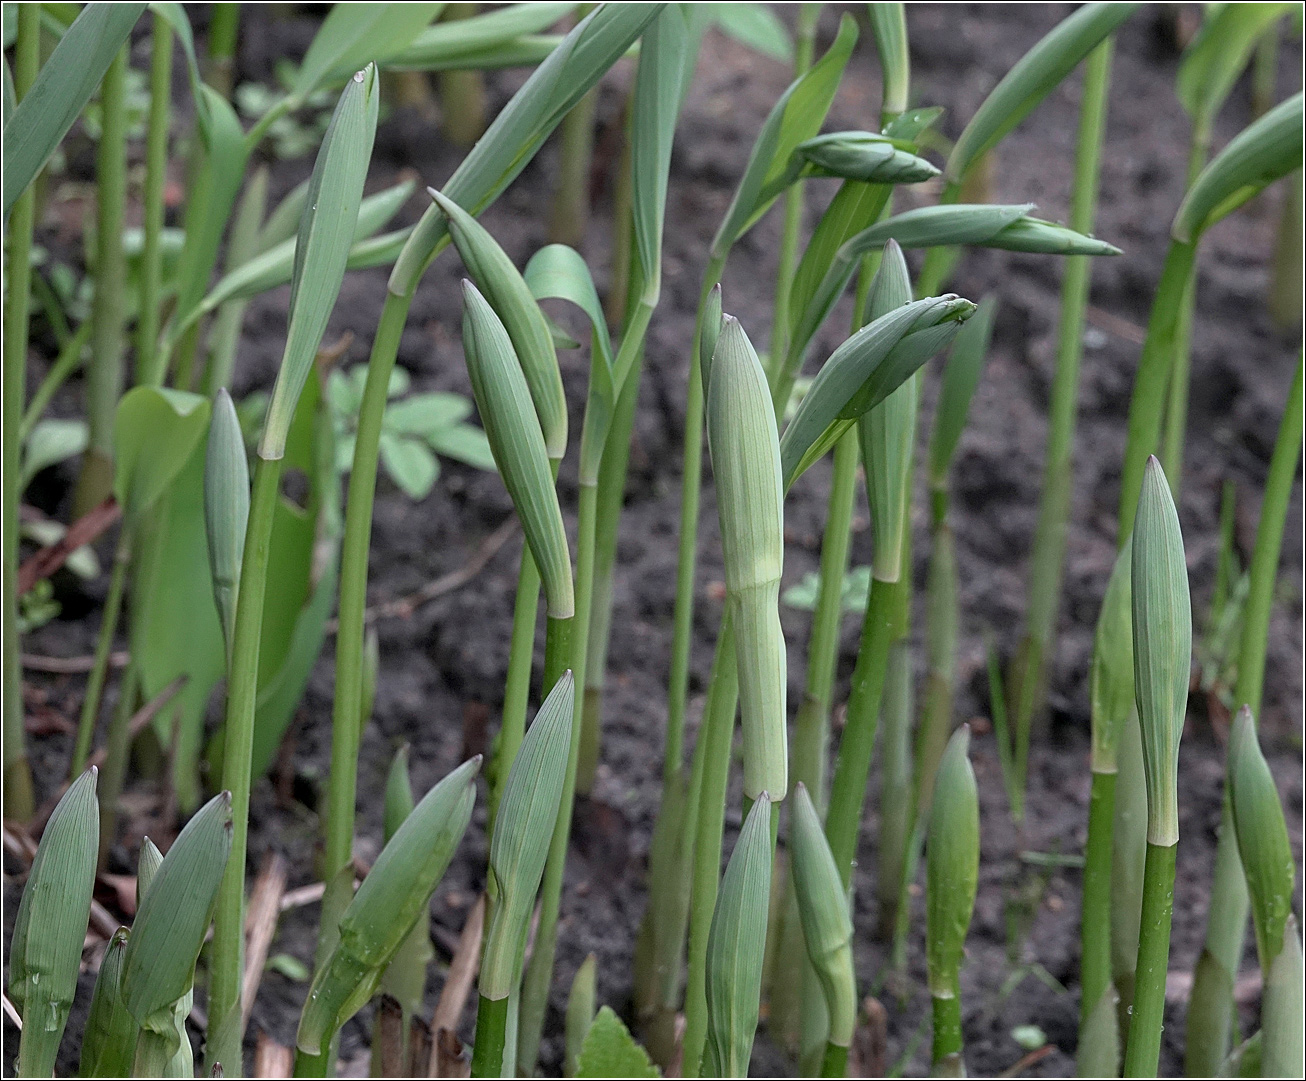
[1079,770,1117,1035]
[680,624,738,1078]
[666,257,729,781]
[471,993,509,1078]
[206,454,284,1074]
[1184,354,1302,1076]
[1013,39,1113,759]
[204,3,240,99]
[1122,841,1177,1078]
[516,484,596,1074]
[71,533,131,776]
[136,14,173,387]
[824,571,907,887]
[74,47,129,517]
[931,992,963,1066]
[2,3,40,822]
[1117,240,1198,543]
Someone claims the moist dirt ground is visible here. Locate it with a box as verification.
[7,4,1303,1077]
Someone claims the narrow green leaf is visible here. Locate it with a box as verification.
[260,65,381,460]
[1130,456,1191,847]
[945,2,1140,182]
[710,3,791,63]
[1177,3,1294,127]
[205,388,250,661]
[387,2,575,69]
[294,3,446,100]
[121,792,234,1024]
[2,2,147,217]
[868,4,910,119]
[711,13,859,258]
[704,794,773,1077]
[1089,538,1135,774]
[1228,707,1295,975]
[79,928,137,1078]
[565,955,599,1077]
[927,295,996,487]
[10,769,99,1078]
[481,673,575,999]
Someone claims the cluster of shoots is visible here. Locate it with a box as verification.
[3,3,1301,1079]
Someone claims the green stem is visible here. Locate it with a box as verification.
[20,319,92,441]
[1117,239,1198,544]
[95,650,139,868]
[680,623,738,1078]
[1269,170,1303,329]
[1185,354,1303,1075]
[1252,17,1281,120]
[204,3,240,99]
[820,1040,849,1079]
[1013,38,1113,756]
[136,13,173,388]
[438,4,488,147]
[548,7,598,247]
[1079,770,1117,1025]
[2,3,40,822]
[490,542,542,828]
[470,993,509,1078]
[516,483,595,1074]
[824,571,907,887]
[791,431,859,803]
[1123,841,1177,1077]
[71,532,131,777]
[931,992,962,1066]
[666,256,729,783]
[74,47,129,517]
[206,454,284,1074]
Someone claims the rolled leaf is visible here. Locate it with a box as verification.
[1227,707,1295,975]
[121,792,234,1024]
[1090,538,1134,774]
[945,2,1139,182]
[461,280,574,619]
[2,2,147,217]
[1262,918,1305,1078]
[1130,456,1191,847]
[704,794,773,1077]
[480,673,575,1000]
[565,953,598,1077]
[10,769,99,1078]
[431,188,567,460]
[204,388,249,660]
[797,130,938,184]
[707,317,787,802]
[79,928,137,1078]
[789,784,856,1049]
[925,728,979,999]
[868,3,909,119]
[260,65,381,460]
[1172,92,1304,244]
[855,203,1121,255]
[297,755,479,1055]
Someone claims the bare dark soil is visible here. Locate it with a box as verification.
[7,4,1303,1078]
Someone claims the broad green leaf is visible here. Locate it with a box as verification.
[2,2,147,217]
[112,387,212,524]
[387,2,575,68]
[389,5,663,294]
[294,2,446,100]
[261,65,381,459]
[21,417,86,489]
[380,432,440,500]
[1177,3,1294,127]
[428,424,496,472]
[576,1006,660,1078]
[385,392,473,436]
[710,3,791,63]
[629,7,691,311]
[1172,92,1304,243]
[121,793,233,1023]
[711,13,859,257]
[945,3,1140,182]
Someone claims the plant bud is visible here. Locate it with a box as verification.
[926,727,979,1000]
[431,188,567,460]
[789,784,856,1049]
[707,317,787,801]
[1228,707,1295,975]
[462,279,574,619]
[705,794,773,1077]
[798,130,939,184]
[79,927,137,1078]
[1130,456,1190,847]
[480,673,575,1001]
[855,203,1121,255]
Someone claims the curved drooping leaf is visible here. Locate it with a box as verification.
[387,2,575,69]
[293,2,446,100]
